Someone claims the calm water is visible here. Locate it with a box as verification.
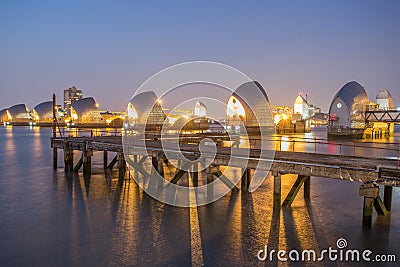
[0,126,399,266]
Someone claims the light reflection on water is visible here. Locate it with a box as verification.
[0,126,399,266]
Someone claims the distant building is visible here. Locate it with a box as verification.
[226,81,273,133]
[126,91,165,130]
[194,101,207,117]
[7,104,31,123]
[293,94,309,120]
[376,89,394,110]
[32,101,53,123]
[328,81,369,129]
[0,108,11,123]
[64,86,83,116]
[71,97,103,124]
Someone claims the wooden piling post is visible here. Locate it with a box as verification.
[363,197,374,228]
[83,149,92,177]
[359,184,379,228]
[64,147,73,172]
[304,176,311,199]
[52,93,57,170]
[118,152,126,179]
[103,151,108,169]
[207,166,214,200]
[384,186,393,212]
[53,148,58,171]
[273,173,281,205]
[241,168,248,192]
[192,162,198,187]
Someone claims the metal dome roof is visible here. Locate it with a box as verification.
[33,101,53,117]
[72,97,97,116]
[376,89,392,100]
[329,81,369,114]
[228,81,273,127]
[8,104,29,117]
[195,101,207,109]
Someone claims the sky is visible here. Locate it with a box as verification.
[1,0,399,116]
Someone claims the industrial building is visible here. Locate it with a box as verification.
[328,81,369,137]
[226,81,274,133]
[126,91,165,130]
[71,97,103,124]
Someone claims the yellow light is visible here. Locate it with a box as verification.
[227,96,245,118]
[95,103,99,108]
[106,119,112,124]
[157,98,162,104]
[282,114,288,120]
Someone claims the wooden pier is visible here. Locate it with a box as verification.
[51,134,400,228]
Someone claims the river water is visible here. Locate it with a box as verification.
[0,126,399,266]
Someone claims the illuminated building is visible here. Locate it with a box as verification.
[8,104,31,123]
[126,91,165,130]
[376,89,394,110]
[293,94,309,120]
[194,101,207,117]
[64,86,83,116]
[71,97,103,124]
[0,108,12,123]
[328,81,369,129]
[226,81,273,133]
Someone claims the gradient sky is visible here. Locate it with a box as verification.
[1,0,399,115]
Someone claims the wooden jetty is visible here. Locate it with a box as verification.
[51,133,400,228]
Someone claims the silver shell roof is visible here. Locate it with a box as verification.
[72,97,97,116]
[128,91,163,119]
[33,101,53,117]
[376,89,393,100]
[8,104,29,117]
[329,81,369,114]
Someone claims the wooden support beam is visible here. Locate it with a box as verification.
[304,176,311,199]
[362,197,374,228]
[384,186,393,212]
[246,168,251,189]
[73,154,83,172]
[53,148,58,171]
[213,169,239,191]
[359,183,379,228]
[118,153,126,179]
[125,156,150,177]
[282,175,309,207]
[138,155,148,165]
[241,168,248,192]
[207,166,214,200]
[107,154,118,169]
[103,151,108,169]
[373,196,388,215]
[171,168,188,184]
[273,173,281,205]
[192,162,199,187]
[64,149,73,172]
[83,150,92,177]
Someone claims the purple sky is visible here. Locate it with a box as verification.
[1,1,399,115]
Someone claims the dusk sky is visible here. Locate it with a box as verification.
[1,0,399,115]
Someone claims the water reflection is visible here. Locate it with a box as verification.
[0,127,399,266]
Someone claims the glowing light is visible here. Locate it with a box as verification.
[106,119,112,124]
[227,96,245,119]
[157,98,162,104]
[127,103,138,119]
